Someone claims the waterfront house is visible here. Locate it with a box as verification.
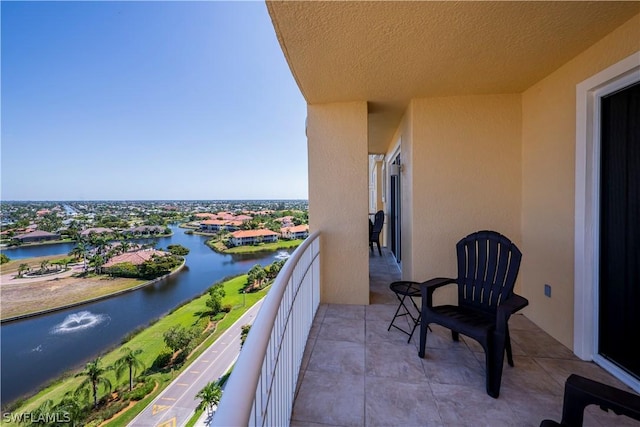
[200,219,228,233]
[230,229,279,246]
[102,248,168,269]
[200,219,244,233]
[13,230,60,244]
[214,2,640,426]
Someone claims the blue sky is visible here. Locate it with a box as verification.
[1,1,308,201]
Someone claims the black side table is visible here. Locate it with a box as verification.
[388,280,422,343]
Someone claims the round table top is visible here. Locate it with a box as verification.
[389,280,421,296]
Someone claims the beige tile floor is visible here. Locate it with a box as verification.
[291,249,639,427]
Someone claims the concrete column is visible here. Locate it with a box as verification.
[307,101,369,305]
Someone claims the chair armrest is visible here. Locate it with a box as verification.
[496,293,528,332]
[560,374,640,425]
[419,277,456,307]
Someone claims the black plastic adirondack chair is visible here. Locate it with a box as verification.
[418,230,528,398]
[540,374,640,426]
[369,210,384,255]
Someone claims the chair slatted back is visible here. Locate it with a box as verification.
[371,211,384,236]
[456,230,522,314]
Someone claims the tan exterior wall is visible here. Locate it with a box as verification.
[401,95,523,305]
[521,13,640,349]
[396,104,418,280]
[307,101,370,304]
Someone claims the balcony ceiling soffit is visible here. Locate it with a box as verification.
[267,1,640,154]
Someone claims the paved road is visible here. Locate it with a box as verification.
[128,300,264,427]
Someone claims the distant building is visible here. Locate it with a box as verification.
[195,213,217,219]
[200,219,229,232]
[281,224,310,240]
[275,216,295,227]
[200,215,251,233]
[230,229,279,246]
[13,230,61,243]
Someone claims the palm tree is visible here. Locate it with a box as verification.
[119,240,131,254]
[69,237,89,272]
[39,259,50,274]
[74,357,112,409]
[195,381,222,418]
[114,347,145,391]
[17,263,30,277]
[54,392,85,426]
[89,254,105,274]
[90,235,109,257]
[31,399,54,423]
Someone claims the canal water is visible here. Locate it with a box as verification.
[0,225,290,407]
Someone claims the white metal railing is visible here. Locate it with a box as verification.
[213,231,321,426]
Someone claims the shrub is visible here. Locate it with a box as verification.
[211,312,225,322]
[121,380,155,401]
[92,400,129,423]
[104,262,139,278]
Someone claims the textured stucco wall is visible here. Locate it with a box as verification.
[307,101,369,304]
[520,13,640,349]
[399,95,523,305]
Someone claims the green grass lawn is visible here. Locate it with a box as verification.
[5,274,268,426]
[218,239,303,254]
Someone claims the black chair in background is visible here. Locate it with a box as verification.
[418,230,528,398]
[540,374,640,426]
[369,210,384,255]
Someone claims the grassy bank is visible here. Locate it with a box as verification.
[4,274,267,425]
[207,238,303,254]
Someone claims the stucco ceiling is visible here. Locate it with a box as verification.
[267,1,639,153]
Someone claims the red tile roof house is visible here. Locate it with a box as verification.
[275,216,295,229]
[13,230,61,243]
[102,249,168,269]
[216,211,236,221]
[230,229,279,247]
[280,224,310,240]
[194,213,217,219]
[199,219,229,232]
